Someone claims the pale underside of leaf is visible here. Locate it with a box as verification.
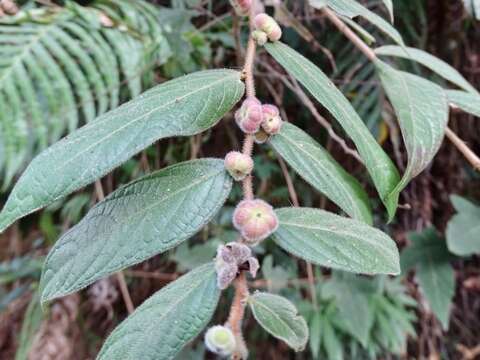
[0,69,244,233]
[375,45,479,94]
[446,90,480,118]
[97,263,220,360]
[265,42,400,219]
[273,207,400,275]
[270,122,372,224]
[309,0,403,45]
[375,60,449,204]
[249,292,309,352]
[40,159,232,302]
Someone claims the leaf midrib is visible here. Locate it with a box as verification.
[61,74,237,169]
[278,133,362,220]
[278,219,394,253]
[103,267,215,359]
[251,297,301,347]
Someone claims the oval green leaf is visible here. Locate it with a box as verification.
[273,207,400,275]
[97,263,220,360]
[375,60,449,204]
[375,45,479,94]
[0,69,244,233]
[265,42,400,219]
[40,159,232,303]
[248,292,309,352]
[270,123,372,224]
[447,90,480,118]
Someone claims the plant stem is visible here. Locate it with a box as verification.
[445,128,480,171]
[227,273,249,360]
[227,3,259,358]
[322,7,480,172]
[277,157,318,309]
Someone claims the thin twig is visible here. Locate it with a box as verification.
[445,128,480,170]
[277,156,318,309]
[321,6,480,172]
[94,179,135,315]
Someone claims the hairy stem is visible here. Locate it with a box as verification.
[227,273,249,359]
[322,7,480,172]
[227,3,259,358]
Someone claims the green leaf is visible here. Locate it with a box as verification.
[309,313,322,359]
[0,69,244,233]
[446,195,480,256]
[375,45,479,94]
[381,0,394,22]
[15,291,44,360]
[322,319,344,360]
[273,207,400,275]
[248,292,309,352]
[40,159,232,303]
[97,263,220,360]
[375,60,449,206]
[270,123,372,224]
[447,90,480,118]
[323,272,375,346]
[265,42,400,219]
[339,15,376,45]
[309,0,403,45]
[401,228,454,330]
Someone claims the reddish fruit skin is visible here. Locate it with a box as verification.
[261,104,283,135]
[233,199,279,244]
[235,97,264,134]
[229,0,252,16]
[254,13,282,42]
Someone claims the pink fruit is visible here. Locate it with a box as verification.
[233,199,279,244]
[235,97,264,134]
[261,104,283,135]
[254,13,282,42]
[229,0,252,16]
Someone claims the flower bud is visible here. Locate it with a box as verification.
[261,104,283,135]
[229,0,251,16]
[224,151,254,181]
[205,325,236,357]
[233,199,279,244]
[235,97,263,134]
[252,30,268,46]
[254,13,282,42]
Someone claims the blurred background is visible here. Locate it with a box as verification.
[0,0,479,359]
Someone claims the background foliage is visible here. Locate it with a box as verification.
[0,0,479,359]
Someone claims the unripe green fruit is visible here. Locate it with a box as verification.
[205,325,236,357]
[224,151,254,181]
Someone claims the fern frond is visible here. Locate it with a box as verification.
[0,0,169,188]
